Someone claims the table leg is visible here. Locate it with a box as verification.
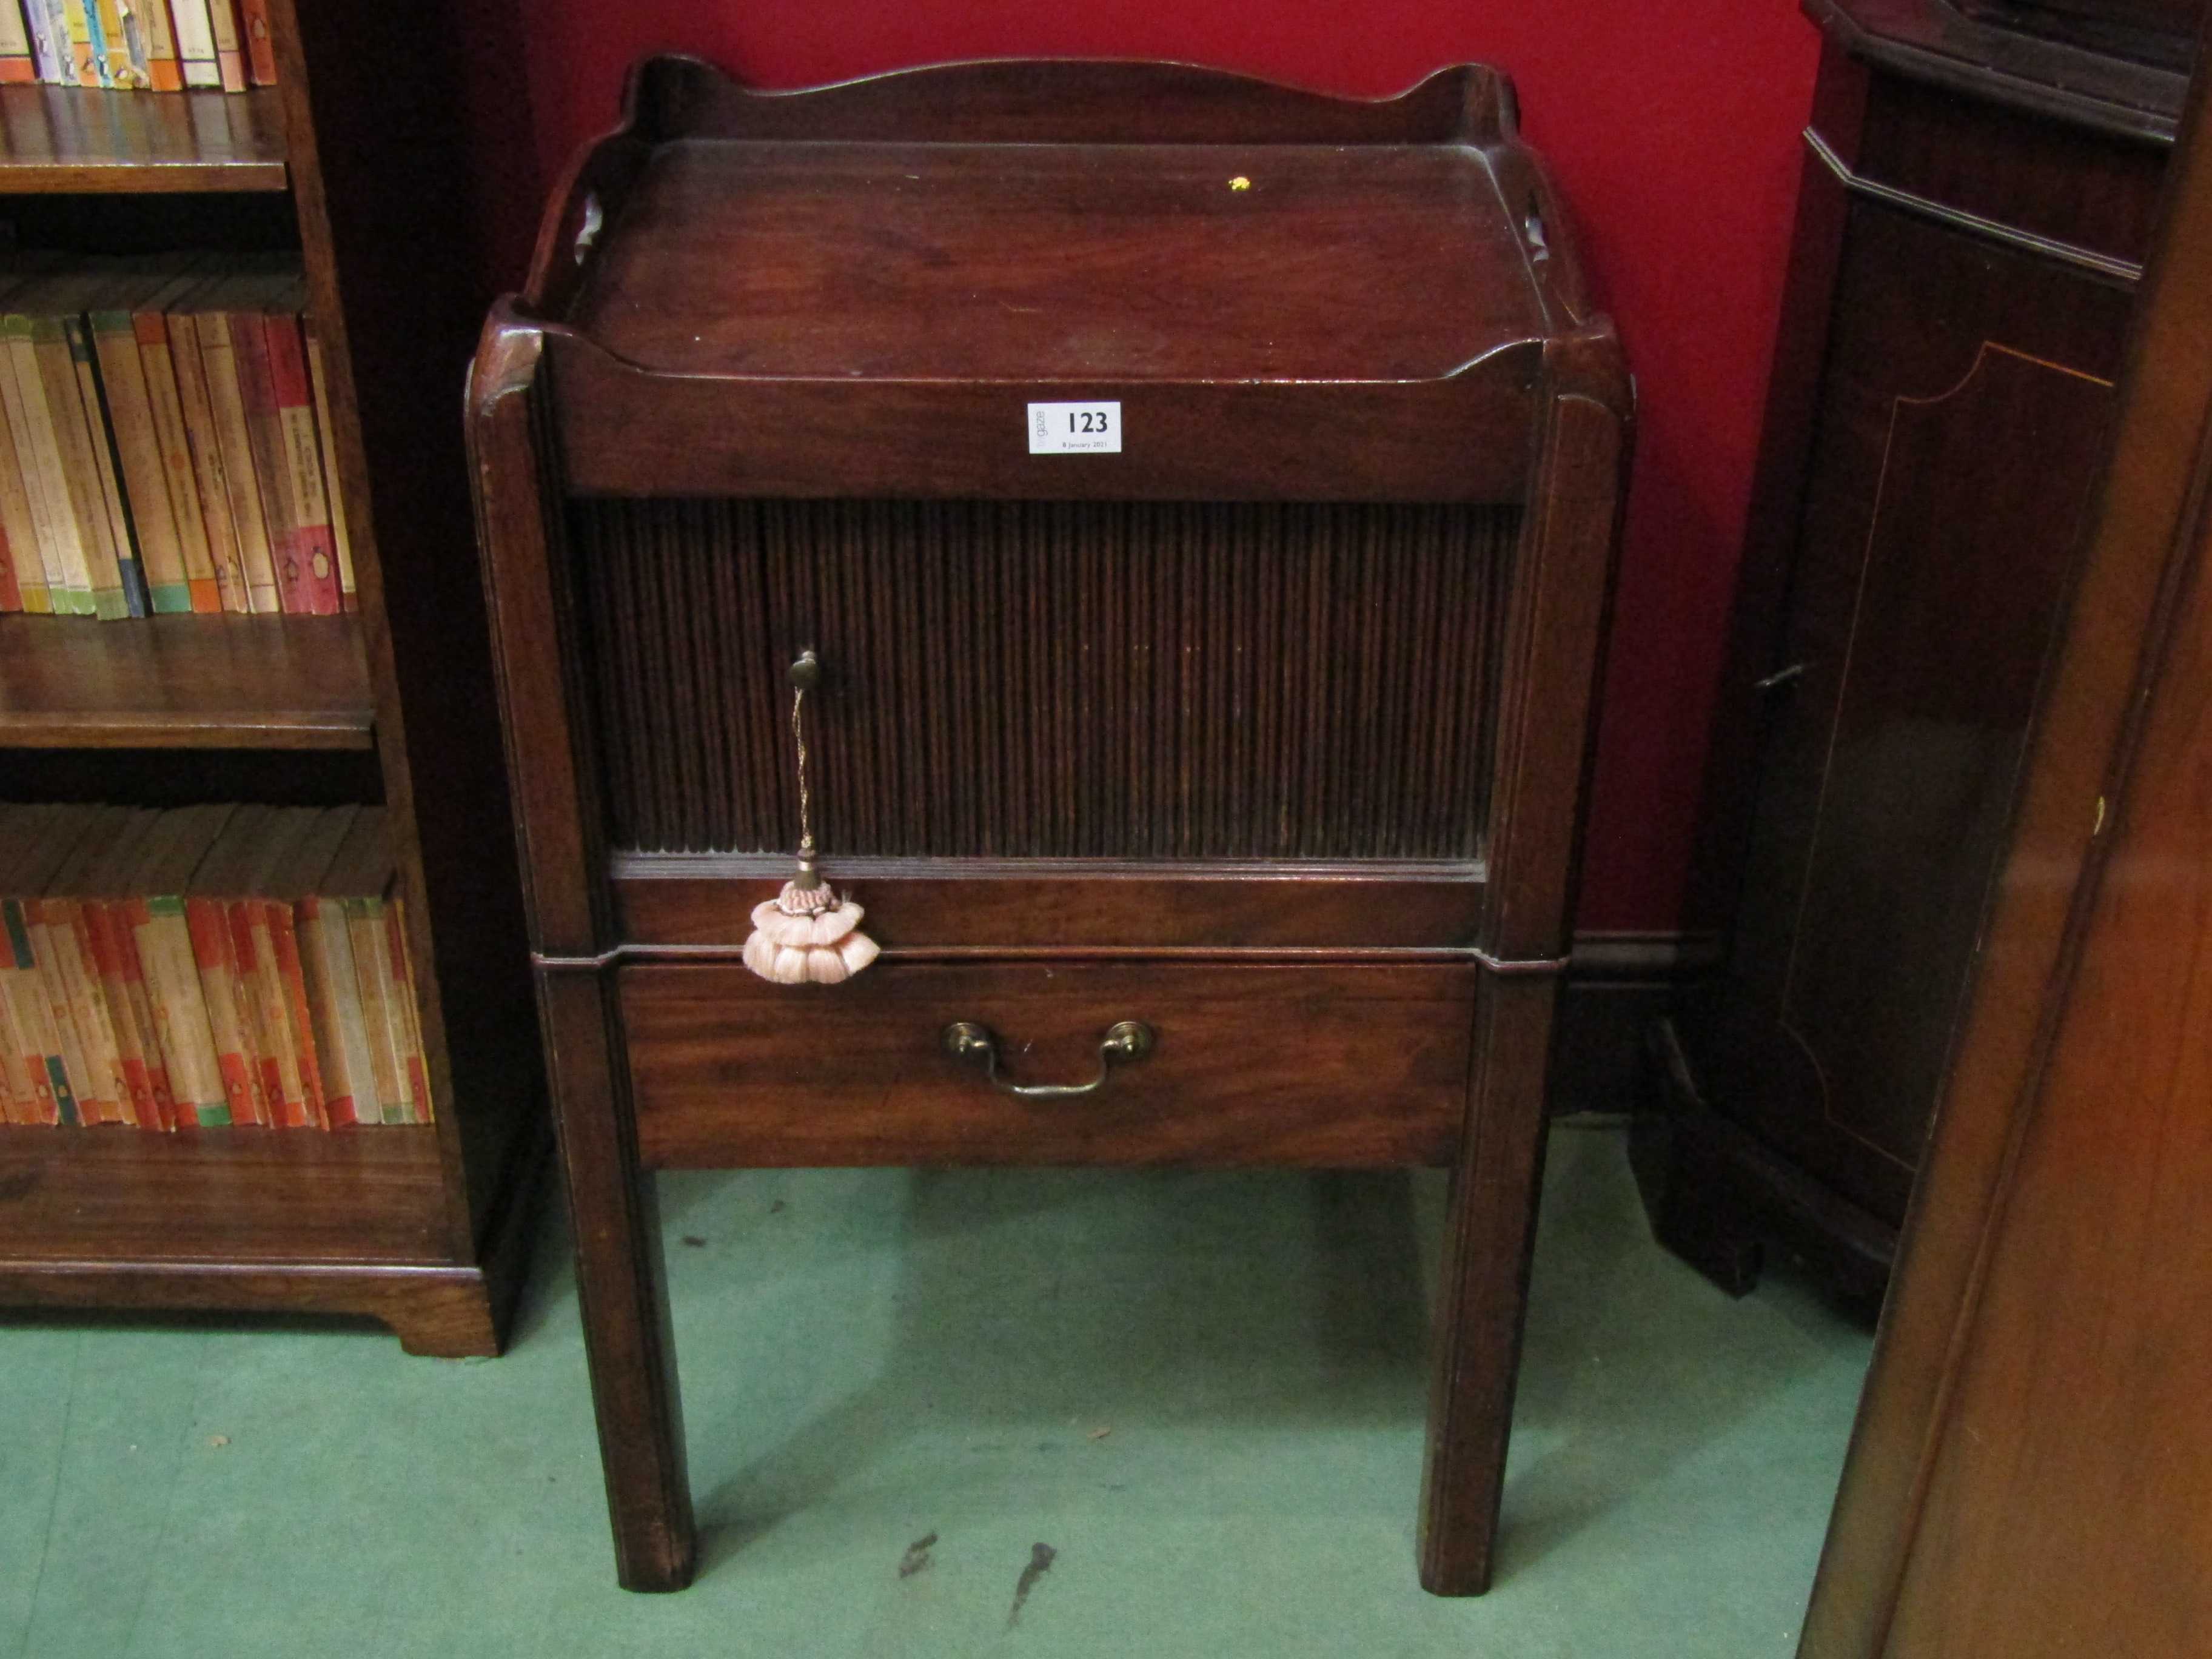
[540,969,696,1591]
[1417,971,1558,1594]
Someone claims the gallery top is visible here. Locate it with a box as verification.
[526,56,1591,386]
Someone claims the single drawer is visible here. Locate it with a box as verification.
[621,960,1475,1168]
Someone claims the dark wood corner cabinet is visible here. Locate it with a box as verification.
[1641,0,2197,1303]
[0,3,542,1355]
[471,57,1630,1594]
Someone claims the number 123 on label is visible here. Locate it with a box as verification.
[1028,401,1122,454]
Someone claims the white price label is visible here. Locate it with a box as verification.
[1028,401,1122,455]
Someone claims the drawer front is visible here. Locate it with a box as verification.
[621,960,1474,1168]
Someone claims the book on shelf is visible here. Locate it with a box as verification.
[0,354,32,610]
[264,278,338,612]
[327,808,409,1124]
[226,270,310,614]
[243,805,332,1132]
[1,270,99,615]
[63,299,147,616]
[0,0,32,82]
[10,803,175,1127]
[301,315,355,611]
[89,265,189,612]
[0,808,53,1124]
[206,0,246,93]
[131,802,233,1125]
[131,261,221,611]
[158,275,247,610]
[182,803,272,1125]
[0,801,431,1133]
[38,804,127,1124]
[0,262,62,612]
[196,801,318,1128]
[0,254,355,621]
[0,267,148,617]
[80,807,173,1128]
[21,2,62,87]
[166,0,217,90]
[137,0,184,92]
[121,810,223,1128]
[235,0,269,87]
[14,0,270,90]
[292,805,369,1127]
[58,0,98,88]
[175,269,278,613]
[92,0,138,89]
[1,804,79,1124]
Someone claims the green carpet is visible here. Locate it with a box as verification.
[0,1125,1868,1657]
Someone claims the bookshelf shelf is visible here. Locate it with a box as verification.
[0,613,374,749]
[0,84,289,194]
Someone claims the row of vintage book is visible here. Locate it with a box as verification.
[0,802,434,1131]
[0,0,274,93]
[0,255,354,619]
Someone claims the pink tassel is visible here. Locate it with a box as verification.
[741,877,880,986]
[749,654,879,985]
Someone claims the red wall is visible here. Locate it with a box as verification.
[509,2,1820,934]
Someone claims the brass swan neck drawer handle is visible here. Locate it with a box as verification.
[940,1021,1155,1099]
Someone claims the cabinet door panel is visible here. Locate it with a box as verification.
[1706,202,2130,1222]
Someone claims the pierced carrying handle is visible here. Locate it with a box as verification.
[940,1021,1155,1099]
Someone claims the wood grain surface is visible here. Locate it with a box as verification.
[623,960,1475,1168]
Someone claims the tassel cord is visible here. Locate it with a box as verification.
[792,680,814,862]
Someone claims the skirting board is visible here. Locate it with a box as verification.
[1552,930,1720,1116]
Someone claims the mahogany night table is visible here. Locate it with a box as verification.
[469,53,1631,1595]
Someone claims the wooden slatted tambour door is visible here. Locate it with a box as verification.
[473,55,1629,1596]
[576,498,1515,861]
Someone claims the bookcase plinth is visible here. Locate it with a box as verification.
[0,1119,548,1356]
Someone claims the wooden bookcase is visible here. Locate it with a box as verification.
[0,4,544,1356]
